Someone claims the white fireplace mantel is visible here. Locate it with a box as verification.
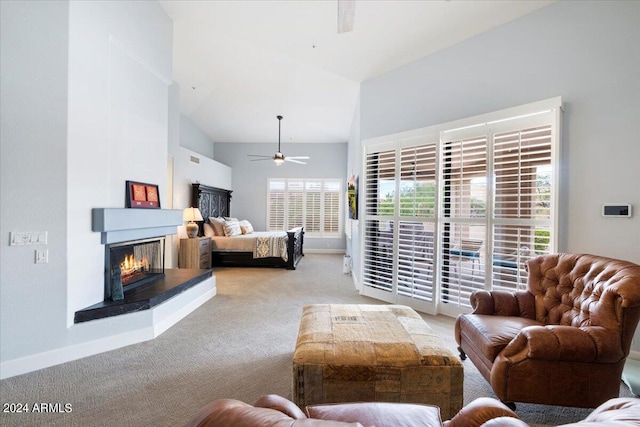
[92,208,183,244]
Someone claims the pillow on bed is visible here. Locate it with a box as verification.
[223,218,242,237]
[239,220,254,234]
[209,217,226,236]
[203,223,215,237]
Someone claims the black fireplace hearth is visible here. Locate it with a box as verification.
[74,269,212,323]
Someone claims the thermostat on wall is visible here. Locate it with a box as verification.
[602,204,632,218]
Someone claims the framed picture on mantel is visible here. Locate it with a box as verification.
[125,180,160,209]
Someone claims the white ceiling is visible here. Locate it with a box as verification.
[159,0,553,145]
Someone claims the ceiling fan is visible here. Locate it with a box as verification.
[337,0,356,33]
[248,115,310,166]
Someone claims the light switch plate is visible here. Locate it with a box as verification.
[10,231,47,246]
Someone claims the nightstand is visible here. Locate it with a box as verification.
[179,237,211,269]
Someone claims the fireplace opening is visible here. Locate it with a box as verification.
[105,237,165,298]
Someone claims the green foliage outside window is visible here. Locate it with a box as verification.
[378,182,436,217]
[535,228,550,254]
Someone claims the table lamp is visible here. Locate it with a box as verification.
[183,207,203,238]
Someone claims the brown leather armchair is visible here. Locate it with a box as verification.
[184,394,520,427]
[184,394,640,427]
[455,253,640,408]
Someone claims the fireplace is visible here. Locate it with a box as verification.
[105,237,165,298]
[75,208,214,324]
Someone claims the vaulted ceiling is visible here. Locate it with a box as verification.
[159,0,553,145]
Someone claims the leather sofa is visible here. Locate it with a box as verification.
[455,253,640,408]
[184,394,640,427]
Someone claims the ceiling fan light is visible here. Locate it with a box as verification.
[249,116,308,166]
[274,152,285,165]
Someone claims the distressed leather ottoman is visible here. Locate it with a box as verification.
[292,304,463,419]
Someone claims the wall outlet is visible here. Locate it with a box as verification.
[35,249,48,264]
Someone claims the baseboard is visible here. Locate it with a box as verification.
[303,249,346,254]
[351,271,361,292]
[0,277,216,380]
[0,324,154,380]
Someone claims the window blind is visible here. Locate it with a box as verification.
[267,178,342,237]
[362,98,560,314]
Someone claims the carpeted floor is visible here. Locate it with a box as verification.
[0,254,633,426]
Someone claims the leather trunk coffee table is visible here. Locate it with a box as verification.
[292,304,463,419]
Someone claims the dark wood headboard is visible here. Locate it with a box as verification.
[191,184,232,234]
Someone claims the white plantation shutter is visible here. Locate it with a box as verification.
[396,144,437,304]
[492,125,554,292]
[267,178,342,236]
[363,219,394,293]
[443,136,488,219]
[363,149,397,298]
[364,149,396,216]
[440,134,488,307]
[362,142,440,311]
[362,98,560,315]
[305,181,321,233]
[267,180,285,230]
[323,181,341,234]
[399,145,437,217]
[287,180,304,229]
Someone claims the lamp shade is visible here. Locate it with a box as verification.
[182,207,203,222]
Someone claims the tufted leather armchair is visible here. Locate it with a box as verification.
[455,253,640,408]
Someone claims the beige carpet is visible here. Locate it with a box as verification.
[0,254,633,426]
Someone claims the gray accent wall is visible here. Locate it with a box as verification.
[214,142,348,252]
[350,0,640,347]
[355,0,639,264]
[1,0,69,363]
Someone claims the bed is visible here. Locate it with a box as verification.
[191,183,304,270]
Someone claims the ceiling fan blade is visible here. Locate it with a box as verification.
[337,0,355,33]
[250,158,272,162]
[285,158,307,165]
[286,156,310,160]
[247,154,272,158]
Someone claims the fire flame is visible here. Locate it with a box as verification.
[120,254,148,276]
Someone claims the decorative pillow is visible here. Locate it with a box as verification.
[223,216,238,222]
[239,220,254,234]
[203,223,215,237]
[209,217,226,236]
[223,219,242,237]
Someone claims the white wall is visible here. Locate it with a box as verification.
[167,83,232,267]
[0,0,209,379]
[66,0,173,324]
[180,114,215,159]
[1,0,70,362]
[345,97,362,287]
[214,142,348,251]
[168,145,232,266]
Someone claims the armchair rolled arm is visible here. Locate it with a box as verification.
[443,397,522,427]
[469,290,534,318]
[500,325,624,364]
[254,394,307,419]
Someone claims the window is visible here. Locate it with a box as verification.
[362,97,561,315]
[267,178,342,237]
